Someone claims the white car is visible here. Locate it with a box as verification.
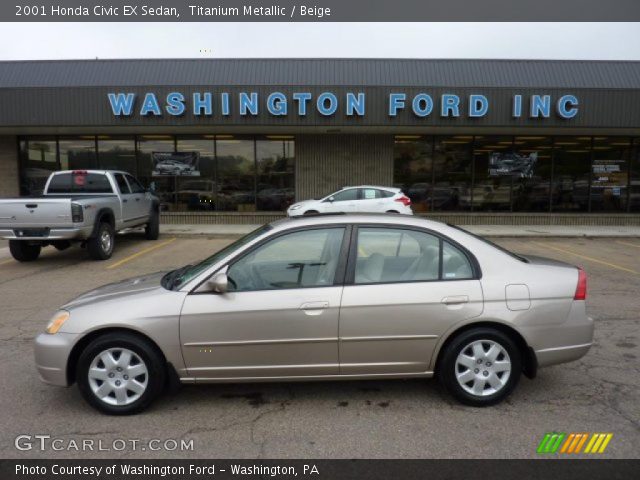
[287,186,413,216]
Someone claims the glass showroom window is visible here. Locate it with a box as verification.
[19,137,57,195]
[137,135,176,210]
[176,136,215,211]
[632,138,640,213]
[472,136,515,211]
[256,136,295,211]
[433,136,474,211]
[216,136,256,212]
[393,136,434,213]
[58,137,97,171]
[511,136,554,212]
[97,136,136,173]
[590,137,633,213]
[552,137,592,212]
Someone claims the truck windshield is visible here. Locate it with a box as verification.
[47,172,113,194]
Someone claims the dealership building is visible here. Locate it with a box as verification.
[0,58,639,224]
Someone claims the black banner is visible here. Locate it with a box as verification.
[2,459,640,480]
[3,0,640,22]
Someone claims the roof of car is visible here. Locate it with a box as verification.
[340,185,401,192]
[271,213,448,231]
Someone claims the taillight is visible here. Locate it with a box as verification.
[71,203,84,223]
[574,267,587,300]
[395,195,411,206]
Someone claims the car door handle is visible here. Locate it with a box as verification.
[300,301,329,315]
[122,199,128,203]
[441,295,469,305]
[135,198,140,201]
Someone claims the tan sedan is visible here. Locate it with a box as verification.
[34,214,593,414]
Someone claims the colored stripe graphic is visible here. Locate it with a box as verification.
[537,433,566,453]
[542,433,613,454]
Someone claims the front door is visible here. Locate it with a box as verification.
[339,226,484,375]
[125,174,150,224]
[180,226,348,379]
[322,188,359,213]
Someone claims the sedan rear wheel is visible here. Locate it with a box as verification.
[439,328,521,406]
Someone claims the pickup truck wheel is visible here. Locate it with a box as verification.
[9,240,41,262]
[144,211,160,240]
[87,222,115,260]
[76,332,166,415]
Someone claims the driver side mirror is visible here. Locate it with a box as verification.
[328,196,335,202]
[206,272,228,294]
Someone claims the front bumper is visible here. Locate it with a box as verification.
[34,332,81,386]
[0,226,92,241]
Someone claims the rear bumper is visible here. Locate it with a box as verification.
[34,332,80,386]
[527,301,595,368]
[0,226,92,241]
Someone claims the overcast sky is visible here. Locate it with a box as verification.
[1,23,639,60]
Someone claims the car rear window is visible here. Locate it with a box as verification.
[448,224,528,263]
[47,172,113,194]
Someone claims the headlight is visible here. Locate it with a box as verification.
[45,310,70,334]
[289,205,302,210]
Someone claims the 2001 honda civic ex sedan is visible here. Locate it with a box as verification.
[34,214,593,414]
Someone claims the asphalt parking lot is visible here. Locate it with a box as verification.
[0,232,638,459]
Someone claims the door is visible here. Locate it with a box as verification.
[339,226,483,375]
[180,226,348,379]
[125,174,151,224]
[113,173,137,223]
[357,188,387,213]
[322,188,359,213]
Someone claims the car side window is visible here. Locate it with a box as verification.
[442,241,473,280]
[114,174,130,194]
[227,228,345,292]
[354,228,440,284]
[126,175,145,194]
[361,188,380,200]
[329,189,358,202]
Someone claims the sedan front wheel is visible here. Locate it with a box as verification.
[76,332,166,415]
[438,328,521,406]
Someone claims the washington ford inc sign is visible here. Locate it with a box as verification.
[107,91,580,119]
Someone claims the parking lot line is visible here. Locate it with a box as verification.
[532,241,639,275]
[106,238,177,270]
[615,240,640,249]
[0,258,14,266]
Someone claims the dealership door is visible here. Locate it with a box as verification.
[339,226,483,375]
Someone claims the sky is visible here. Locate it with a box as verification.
[0,23,639,60]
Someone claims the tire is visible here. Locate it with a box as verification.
[144,210,160,240]
[9,240,41,262]
[87,222,115,260]
[438,327,521,407]
[385,210,400,214]
[303,210,319,215]
[76,332,166,415]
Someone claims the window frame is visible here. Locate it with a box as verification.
[344,224,481,286]
[323,188,359,203]
[194,224,353,293]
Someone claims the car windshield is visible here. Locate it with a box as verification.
[162,225,272,290]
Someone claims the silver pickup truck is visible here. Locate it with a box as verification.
[0,170,160,261]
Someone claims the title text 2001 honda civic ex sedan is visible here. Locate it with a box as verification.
[34,214,593,414]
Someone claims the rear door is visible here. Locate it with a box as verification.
[338,225,483,375]
[113,173,137,223]
[356,188,387,213]
[124,174,150,224]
